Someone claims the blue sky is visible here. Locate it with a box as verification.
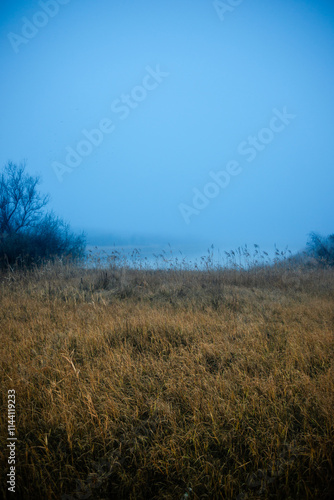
[1,0,333,252]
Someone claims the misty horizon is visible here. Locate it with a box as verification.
[1,0,333,257]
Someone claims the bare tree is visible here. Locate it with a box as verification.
[0,161,85,267]
[0,161,49,234]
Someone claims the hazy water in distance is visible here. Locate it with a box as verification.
[85,243,300,270]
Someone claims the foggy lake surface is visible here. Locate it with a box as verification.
[85,243,300,270]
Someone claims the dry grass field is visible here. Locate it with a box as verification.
[0,257,333,499]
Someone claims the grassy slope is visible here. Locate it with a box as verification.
[0,262,333,499]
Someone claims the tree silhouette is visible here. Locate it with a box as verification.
[307,232,334,267]
[0,161,49,234]
[0,161,85,267]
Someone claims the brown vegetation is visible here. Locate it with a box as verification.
[0,259,333,499]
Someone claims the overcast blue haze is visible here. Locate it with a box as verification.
[1,0,333,259]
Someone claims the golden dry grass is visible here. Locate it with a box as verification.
[0,260,333,499]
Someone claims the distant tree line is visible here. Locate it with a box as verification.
[0,161,85,269]
[1,161,332,270]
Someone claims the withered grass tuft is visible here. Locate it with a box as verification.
[0,254,333,499]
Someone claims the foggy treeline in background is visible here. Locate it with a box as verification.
[1,161,333,271]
